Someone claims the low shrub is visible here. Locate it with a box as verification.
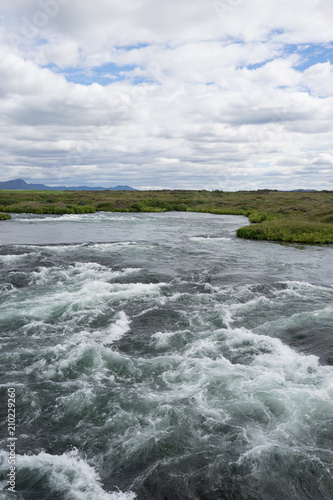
[4,205,25,213]
[81,205,95,213]
[321,214,333,223]
[147,199,173,210]
[96,202,116,211]
[74,206,95,213]
[206,208,249,216]
[172,204,188,211]
[26,207,41,214]
[53,207,75,214]
[41,206,54,214]
[248,211,268,223]
[237,219,333,244]
[130,201,148,212]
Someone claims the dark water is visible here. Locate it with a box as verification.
[0,212,333,500]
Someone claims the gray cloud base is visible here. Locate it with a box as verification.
[1,0,333,190]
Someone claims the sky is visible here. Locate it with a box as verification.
[0,0,333,190]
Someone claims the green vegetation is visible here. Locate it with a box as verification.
[0,213,11,220]
[0,188,333,244]
[237,219,333,244]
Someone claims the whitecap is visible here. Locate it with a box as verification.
[189,236,232,242]
[104,311,131,344]
[0,449,136,499]
[0,253,30,265]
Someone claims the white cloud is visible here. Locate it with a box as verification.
[301,62,333,97]
[0,0,332,189]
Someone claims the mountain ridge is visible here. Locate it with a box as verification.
[0,179,137,191]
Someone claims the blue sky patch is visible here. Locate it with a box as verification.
[47,62,139,86]
[288,43,333,70]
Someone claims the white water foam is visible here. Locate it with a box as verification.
[0,449,136,499]
[14,213,144,224]
[13,241,155,255]
[276,280,333,296]
[0,253,30,265]
[104,311,131,344]
[146,326,333,464]
[189,236,232,242]
[1,260,164,323]
[29,262,141,286]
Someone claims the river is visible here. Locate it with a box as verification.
[0,211,332,499]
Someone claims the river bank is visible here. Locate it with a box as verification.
[1,189,333,244]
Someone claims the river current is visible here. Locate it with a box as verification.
[0,211,332,500]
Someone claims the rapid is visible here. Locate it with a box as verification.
[0,211,332,500]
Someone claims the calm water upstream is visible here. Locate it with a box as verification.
[0,211,333,500]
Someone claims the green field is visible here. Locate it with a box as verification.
[1,189,333,244]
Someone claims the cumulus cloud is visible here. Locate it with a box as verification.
[0,0,332,189]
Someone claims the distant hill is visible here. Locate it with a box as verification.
[291,189,317,192]
[0,179,137,191]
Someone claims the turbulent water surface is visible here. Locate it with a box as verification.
[0,211,333,500]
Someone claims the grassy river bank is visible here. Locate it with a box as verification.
[1,189,333,244]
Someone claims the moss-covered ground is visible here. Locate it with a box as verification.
[1,189,333,244]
